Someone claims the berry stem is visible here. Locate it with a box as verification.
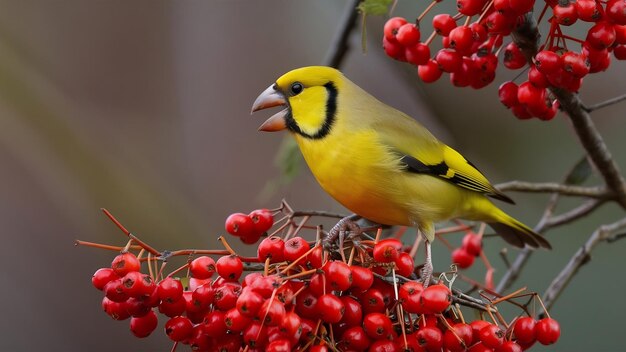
[101,208,161,256]
[218,236,237,255]
[491,286,527,305]
[166,263,190,278]
[282,268,317,281]
[396,304,408,349]
[374,227,383,243]
[279,244,321,274]
[476,0,494,24]
[535,293,551,318]
[436,223,474,235]
[536,2,550,24]
[74,239,142,252]
[464,15,471,27]
[424,30,438,46]
[417,0,438,22]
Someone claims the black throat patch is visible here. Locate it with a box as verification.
[285,82,338,140]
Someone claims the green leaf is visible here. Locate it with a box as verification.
[564,156,593,185]
[357,0,393,16]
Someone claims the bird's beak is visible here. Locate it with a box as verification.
[251,84,288,132]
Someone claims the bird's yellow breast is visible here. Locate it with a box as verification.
[294,127,469,227]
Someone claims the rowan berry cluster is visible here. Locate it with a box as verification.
[383,0,626,120]
[85,205,560,351]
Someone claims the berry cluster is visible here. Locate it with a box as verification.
[383,0,626,120]
[85,205,560,351]
[224,208,274,244]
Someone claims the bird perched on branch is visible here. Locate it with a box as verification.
[251,66,550,282]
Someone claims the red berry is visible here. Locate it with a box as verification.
[528,65,549,88]
[259,298,286,326]
[372,238,403,263]
[457,0,489,16]
[383,37,407,61]
[443,323,473,351]
[586,22,617,50]
[243,321,269,348]
[535,50,561,74]
[363,312,394,340]
[497,341,523,352]
[462,232,483,256]
[158,295,186,317]
[350,265,374,292]
[236,288,264,317]
[513,317,536,344]
[479,324,505,348]
[102,297,131,320]
[399,281,424,314]
[504,42,527,69]
[451,247,475,269]
[406,43,431,66]
[283,236,310,263]
[129,310,158,338]
[316,293,345,324]
[576,0,603,21]
[225,212,255,237]
[535,317,560,345]
[122,271,155,298]
[436,49,463,72]
[396,23,421,46]
[517,81,547,110]
[215,255,243,281]
[395,252,415,277]
[562,51,590,77]
[104,278,128,303]
[340,326,372,351]
[359,288,386,314]
[607,0,626,24]
[191,283,215,309]
[249,208,274,233]
[324,260,353,291]
[418,60,443,83]
[157,277,184,303]
[420,283,452,313]
[164,316,193,342]
[499,81,519,108]
[295,288,319,320]
[213,282,242,310]
[449,25,474,54]
[470,320,491,342]
[511,104,532,120]
[224,307,253,332]
[384,17,408,41]
[417,326,444,350]
[258,236,286,263]
[369,339,397,352]
[339,296,363,327]
[111,252,140,277]
[203,310,228,337]
[554,2,579,25]
[92,268,119,291]
[433,14,457,36]
[615,44,626,59]
[508,0,534,15]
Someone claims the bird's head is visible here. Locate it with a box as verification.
[251,66,343,139]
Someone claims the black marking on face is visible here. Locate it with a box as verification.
[285,81,338,140]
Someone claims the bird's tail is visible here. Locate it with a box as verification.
[487,207,552,250]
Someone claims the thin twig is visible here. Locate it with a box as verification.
[496,181,609,199]
[544,199,605,228]
[542,217,626,310]
[584,93,626,112]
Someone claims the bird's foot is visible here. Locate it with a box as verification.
[324,214,361,253]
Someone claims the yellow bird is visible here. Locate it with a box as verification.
[251,66,550,279]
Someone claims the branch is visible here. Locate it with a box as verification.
[542,217,626,310]
[583,93,626,112]
[496,181,609,198]
[511,15,626,208]
[322,0,361,68]
[544,199,605,228]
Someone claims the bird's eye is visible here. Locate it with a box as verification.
[290,82,303,95]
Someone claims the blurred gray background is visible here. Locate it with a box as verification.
[1,0,624,351]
